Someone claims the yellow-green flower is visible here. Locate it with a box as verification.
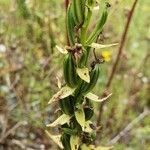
[101,51,111,62]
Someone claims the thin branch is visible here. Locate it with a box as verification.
[108,108,149,145]
[97,0,139,127]
[106,0,138,88]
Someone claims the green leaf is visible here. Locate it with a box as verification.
[48,86,75,104]
[70,135,80,150]
[90,43,118,49]
[76,67,90,83]
[84,121,93,133]
[45,130,63,149]
[46,114,71,127]
[85,93,112,102]
[75,106,85,130]
[81,144,113,150]
[62,128,77,135]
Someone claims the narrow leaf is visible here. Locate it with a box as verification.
[70,135,80,150]
[95,146,113,150]
[46,114,71,127]
[81,144,113,150]
[48,86,75,104]
[81,144,92,150]
[90,43,118,49]
[56,45,68,54]
[85,93,112,102]
[75,106,85,130]
[59,86,75,99]
[76,67,90,83]
[45,130,63,149]
[84,121,93,133]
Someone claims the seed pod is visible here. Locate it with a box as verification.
[84,107,94,121]
[62,127,77,135]
[80,66,100,95]
[86,8,108,45]
[63,54,78,88]
[67,4,76,46]
[72,0,85,26]
[61,134,71,150]
[59,96,74,115]
[78,49,87,68]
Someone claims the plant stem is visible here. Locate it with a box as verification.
[65,0,69,10]
[96,0,139,131]
[65,0,70,46]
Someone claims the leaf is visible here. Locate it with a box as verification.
[93,5,100,11]
[95,146,113,150]
[84,121,93,133]
[90,43,118,49]
[85,93,112,102]
[56,45,68,54]
[46,114,71,127]
[76,67,90,83]
[48,86,75,104]
[75,106,85,130]
[81,144,113,150]
[70,135,80,150]
[45,130,63,149]
[81,144,96,150]
[59,86,75,99]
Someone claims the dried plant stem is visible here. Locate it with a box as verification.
[106,0,138,89]
[97,0,139,129]
[108,108,149,145]
[65,0,69,10]
[65,0,70,45]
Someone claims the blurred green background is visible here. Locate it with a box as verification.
[0,0,149,149]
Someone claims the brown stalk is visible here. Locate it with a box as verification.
[65,0,70,46]
[65,0,69,10]
[97,0,139,128]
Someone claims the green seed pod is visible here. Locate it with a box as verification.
[78,49,88,68]
[81,66,100,95]
[59,96,74,115]
[72,0,85,26]
[61,134,71,150]
[62,127,77,135]
[63,54,78,88]
[86,8,108,45]
[84,107,94,121]
[67,4,76,46]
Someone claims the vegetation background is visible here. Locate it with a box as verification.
[0,0,149,149]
